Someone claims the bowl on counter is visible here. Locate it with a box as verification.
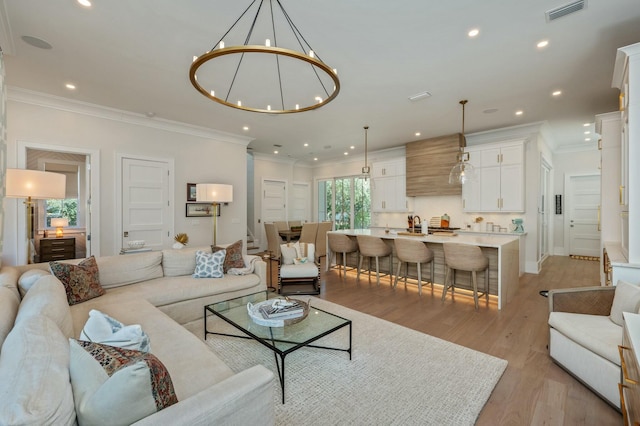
[127,240,146,249]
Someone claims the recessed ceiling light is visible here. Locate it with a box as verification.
[515,110,524,116]
[21,35,53,49]
[415,132,421,137]
[468,29,480,37]
[242,126,249,131]
[304,143,309,147]
[344,152,348,156]
[350,146,355,150]
[313,157,318,161]
[77,0,91,7]
[65,83,76,90]
[583,123,591,127]
[584,131,591,135]
[585,138,591,141]
[537,40,549,48]
[552,90,562,96]
[274,150,279,154]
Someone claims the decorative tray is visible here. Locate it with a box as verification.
[247,298,309,327]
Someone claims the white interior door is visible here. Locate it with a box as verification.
[568,174,601,257]
[121,157,172,251]
[290,182,310,222]
[261,179,286,248]
[538,159,551,263]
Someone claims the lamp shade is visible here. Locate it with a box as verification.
[195,184,233,203]
[50,218,69,228]
[5,169,66,199]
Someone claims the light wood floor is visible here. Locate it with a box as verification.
[306,255,622,425]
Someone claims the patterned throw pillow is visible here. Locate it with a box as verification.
[193,250,225,278]
[213,240,244,272]
[69,339,178,425]
[49,256,105,305]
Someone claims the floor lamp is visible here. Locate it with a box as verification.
[195,183,233,246]
[5,169,66,264]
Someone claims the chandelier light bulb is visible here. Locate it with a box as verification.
[295,104,300,110]
[267,105,271,111]
[309,50,315,58]
[193,56,198,62]
[210,90,215,97]
[265,39,271,47]
[219,41,225,49]
[238,100,242,106]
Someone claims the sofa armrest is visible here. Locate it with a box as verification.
[132,365,275,426]
[548,286,615,315]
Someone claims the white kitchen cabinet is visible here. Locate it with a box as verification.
[371,158,408,212]
[462,141,524,212]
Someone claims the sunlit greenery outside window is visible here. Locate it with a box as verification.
[45,199,78,227]
[318,176,370,230]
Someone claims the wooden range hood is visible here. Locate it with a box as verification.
[405,133,463,196]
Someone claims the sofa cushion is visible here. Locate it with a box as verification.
[0,316,76,426]
[70,298,234,400]
[280,263,319,279]
[18,269,50,296]
[50,256,105,305]
[213,240,244,272]
[15,275,74,339]
[162,246,211,277]
[95,251,164,289]
[80,309,150,352]
[609,280,640,326]
[0,287,20,351]
[69,339,178,426]
[193,250,225,278]
[549,311,622,365]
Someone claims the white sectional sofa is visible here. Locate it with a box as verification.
[0,245,276,425]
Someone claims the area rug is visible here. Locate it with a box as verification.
[200,298,507,425]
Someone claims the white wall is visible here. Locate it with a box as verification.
[3,89,251,266]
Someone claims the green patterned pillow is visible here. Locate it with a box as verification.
[69,339,178,425]
[193,250,225,278]
[49,256,105,305]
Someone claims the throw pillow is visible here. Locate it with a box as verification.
[81,309,150,352]
[17,269,50,296]
[212,239,245,272]
[193,250,225,278]
[280,242,300,265]
[50,256,105,305]
[609,280,640,326]
[69,339,178,426]
[293,257,309,264]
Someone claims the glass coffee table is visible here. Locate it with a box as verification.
[204,291,352,403]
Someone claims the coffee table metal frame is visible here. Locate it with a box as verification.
[204,291,352,403]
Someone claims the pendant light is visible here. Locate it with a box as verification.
[362,126,370,179]
[448,100,477,185]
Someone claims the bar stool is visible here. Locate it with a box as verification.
[441,243,489,309]
[327,233,358,278]
[393,238,434,295]
[356,235,393,286]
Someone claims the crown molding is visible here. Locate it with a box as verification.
[465,121,549,146]
[7,87,254,146]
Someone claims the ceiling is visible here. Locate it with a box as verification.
[2,0,640,165]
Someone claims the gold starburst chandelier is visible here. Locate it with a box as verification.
[189,0,340,114]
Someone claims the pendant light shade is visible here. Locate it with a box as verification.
[448,100,477,185]
[362,126,370,178]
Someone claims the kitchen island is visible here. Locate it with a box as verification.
[326,229,520,310]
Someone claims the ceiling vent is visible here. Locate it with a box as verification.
[546,0,586,22]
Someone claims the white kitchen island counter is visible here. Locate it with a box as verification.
[326,229,520,310]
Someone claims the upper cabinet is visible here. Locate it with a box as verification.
[371,158,408,212]
[462,140,525,213]
[612,41,640,264]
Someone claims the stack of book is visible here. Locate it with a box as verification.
[259,300,304,320]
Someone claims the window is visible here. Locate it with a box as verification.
[317,176,370,230]
[45,198,78,227]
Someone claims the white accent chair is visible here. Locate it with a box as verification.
[278,242,320,295]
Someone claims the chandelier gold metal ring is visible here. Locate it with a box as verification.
[189,45,340,114]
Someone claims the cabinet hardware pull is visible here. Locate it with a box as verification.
[619,345,639,385]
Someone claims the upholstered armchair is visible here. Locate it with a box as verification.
[278,242,320,295]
